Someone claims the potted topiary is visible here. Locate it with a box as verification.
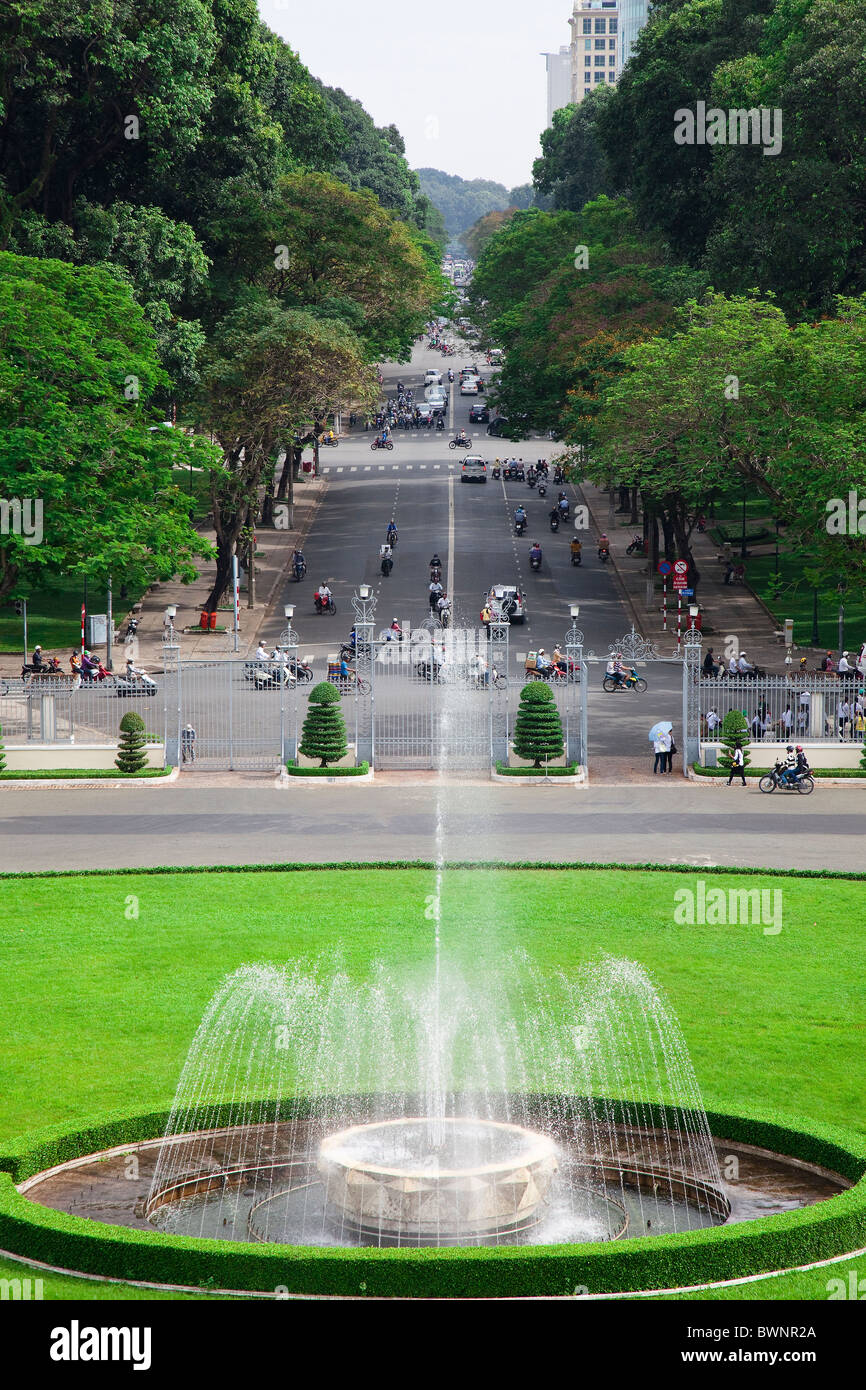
[512,683,565,768]
[717,709,751,773]
[115,712,148,774]
[298,682,349,768]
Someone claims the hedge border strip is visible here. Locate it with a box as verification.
[0,862,865,882]
[1,1103,864,1299]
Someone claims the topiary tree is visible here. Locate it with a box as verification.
[115,711,148,773]
[299,682,348,767]
[0,722,5,772]
[717,709,751,771]
[512,682,565,767]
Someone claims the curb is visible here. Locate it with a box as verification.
[687,768,866,789]
[491,767,587,785]
[275,768,374,786]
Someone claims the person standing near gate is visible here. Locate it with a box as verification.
[181,724,197,764]
[653,732,668,775]
[665,728,677,774]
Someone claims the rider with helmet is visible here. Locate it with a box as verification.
[386,521,397,546]
[598,532,610,556]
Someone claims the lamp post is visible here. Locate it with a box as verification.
[352,583,376,765]
[688,603,699,630]
[565,603,585,767]
[163,605,178,650]
[279,602,298,765]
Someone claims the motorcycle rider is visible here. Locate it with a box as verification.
[315,582,332,612]
[779,745,799,786]
[437,593,451,625]
[292,548,305,580]
[598,532,610,557]
[549,506,561,528]
[447,368,454,383]
[535,648,553,676]
[386,521,398,547]
[388,618,402,640]
[529,541,542,568]
[514,505,527,532]
[795,745,810,781]
[606,653,627,688]
[429,579,444,611]
[552,645,567,676]
[557,492,569,516]
[380,544,393,576]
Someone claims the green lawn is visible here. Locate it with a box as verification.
[0,575,145,656]
[0,867,862,1300]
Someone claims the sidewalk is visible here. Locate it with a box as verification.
[578,481,807,671]
[127,474,327,668]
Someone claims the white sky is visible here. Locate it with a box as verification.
[260,0,573,188]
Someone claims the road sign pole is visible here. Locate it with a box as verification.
[663,578,667,631]
[677,594,682,653]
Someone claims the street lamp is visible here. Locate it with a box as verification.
[358,583,372,601]
[163,605,177,643]
[283,603,295,622]
[569,603,580,621]
[688,603,699,630]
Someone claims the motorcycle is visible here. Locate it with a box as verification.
[602,667,647,693]
[339,641,356,662]
[515,517,527,536]
[114,669,158,697]
[549,513,560,533]
[386,528,398,548]
[570,540,582,567]
[760,762,814,795]
[626,534,644,556]
[123,616,139,639]
[598,546,610,563]
[449,437,472,450]
[492,464,501,479]
[381,553,393,576]
[527,473,537,489]
[553,467,564,485]
[314,590,336,615]
[320,434,339,447]
[537,482,547,498]
[436,417,445,430]
[292,557,306,582]
[371,438,394,451]
[529,549,542,572]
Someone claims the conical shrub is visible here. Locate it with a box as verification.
[115,711,148,773]
[718,709,751,771]
[299,681,348,767]
[512,682,564,767]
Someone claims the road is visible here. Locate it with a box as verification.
[1,782,864,872]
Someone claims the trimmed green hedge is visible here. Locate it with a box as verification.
[0,767,172,780]
[0,862,865,881]
[285,761,370,778]
[495,762,578,777]
[1,1102,864,1298]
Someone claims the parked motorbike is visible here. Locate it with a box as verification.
[626,533,644,556]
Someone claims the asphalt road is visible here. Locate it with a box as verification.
[1,782,864,872]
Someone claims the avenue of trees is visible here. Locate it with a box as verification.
[469,0,866,597]
[0,0,444,607]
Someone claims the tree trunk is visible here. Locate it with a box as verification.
[204,536,238,613]
[630,486,639,527]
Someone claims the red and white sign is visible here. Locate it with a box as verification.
[672,574,689,590]
[673,559,689,575]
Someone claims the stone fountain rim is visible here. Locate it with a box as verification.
[317,1116,558,1180]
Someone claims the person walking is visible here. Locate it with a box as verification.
[181,724,197,764]
[727,743,747,786]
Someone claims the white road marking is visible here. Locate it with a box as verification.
[350,466,357,472]
[323,467,331,474]
[433,465,440,470]
[447,474,455,600]
[406,465,413,471]
[336,467,344,473]
[364,466,370,472]
[378,465,385,471]
[420,464,427,470]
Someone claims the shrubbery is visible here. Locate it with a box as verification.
[512,683,564,767]
[299,683,348,767]
[115,712,148,773]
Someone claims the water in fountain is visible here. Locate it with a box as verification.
[146,953,726,1246]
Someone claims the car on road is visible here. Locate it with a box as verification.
[425,385,447,404]
[415,403,434,422]
[484,584,526,624]
[486,416,510,437]
[460,378,479,396]
[469,403,489,423]
[460,456,487,483]
[425,369,443,385]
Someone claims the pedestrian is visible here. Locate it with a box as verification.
[798,689,811,733]
[705,708,721,736]
[653,733,667,774]
[181,724,197,764]
[666,729,677,773]
[727,743,747,786]
[838,699,852,741]
[777,705,793,739]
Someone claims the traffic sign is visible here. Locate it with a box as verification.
[673,559,689,575]
[673,575,689,589]
[657,561,672,576]
[680,588,694,597]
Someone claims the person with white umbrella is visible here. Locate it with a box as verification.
[649,721,672,775]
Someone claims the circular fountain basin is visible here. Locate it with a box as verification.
[317,1117,559,1239]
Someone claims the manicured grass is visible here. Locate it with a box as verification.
[745,553,866,652]
[0,868,861,1143]
[0,575,145,656]
[0,1255,226,1301]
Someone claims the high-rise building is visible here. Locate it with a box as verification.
[619,0,653,69]
[542,45,574,125]
[569,0,620,105]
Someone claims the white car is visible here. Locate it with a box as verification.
[424,369,443,385]
[425,385,448,404]
[460,379,479,396]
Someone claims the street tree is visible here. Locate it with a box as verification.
[0,252,216,604]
